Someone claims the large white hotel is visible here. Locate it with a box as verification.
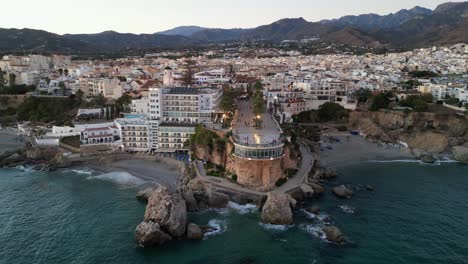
[115,86,222,152]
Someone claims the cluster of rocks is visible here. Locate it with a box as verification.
[135,173,233,247]
[0,145,67,170]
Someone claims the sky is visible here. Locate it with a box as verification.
[0,0,464,34]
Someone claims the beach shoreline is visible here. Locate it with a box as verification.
[319,132,417,168]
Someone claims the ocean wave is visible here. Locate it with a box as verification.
[258,222,294,232]
[339,205,356,214]
[203,219,227,239]
[87,172,145,186]
[301,224,327,241]
[227,202,257,215]
[14,165,34,173]
[302,209,317,219]
[66,169,93,175]
[369,159,459,166]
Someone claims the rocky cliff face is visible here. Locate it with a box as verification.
[193,134,299,189]
[348,111,468,157]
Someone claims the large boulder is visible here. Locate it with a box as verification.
[322,226,345,244]
[452,146,468,163]
[309,183,325,195]
[144,186,187,238]
[187,178,229,209]
[186,223,203,240]
[287,184,315,201]
[206,187,229,208]
[332,185,354,198]
[135,221,172,247]
[261,192,294,225]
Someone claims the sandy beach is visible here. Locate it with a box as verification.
[87,159,182,191]
[319,132,415,168]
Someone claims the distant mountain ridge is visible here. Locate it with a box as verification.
[320,6,433,30]
[0,2,466,54]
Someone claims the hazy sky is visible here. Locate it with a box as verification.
[0,0,463,34]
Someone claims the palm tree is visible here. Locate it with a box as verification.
[64,69,69,76]
[58,68,63,76]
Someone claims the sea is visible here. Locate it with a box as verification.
[0,161,467,264]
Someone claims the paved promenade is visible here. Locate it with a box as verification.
[232,100,282,145]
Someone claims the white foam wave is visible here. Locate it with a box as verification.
[67,169,93,175]
[87,172,144,185]
[15,165,34,173]
[317,213,333,225]
[369,159,460,166]
[302,209,317,219]
[227,202,257,214]
[203,219,227,239]
[301,224,327,241]
[339,205,356,214]
[258,222,294,231]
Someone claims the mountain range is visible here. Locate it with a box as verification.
[0,1,467,54]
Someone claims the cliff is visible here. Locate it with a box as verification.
[348,110,468,157]
[191,128,299,189]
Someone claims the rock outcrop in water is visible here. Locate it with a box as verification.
[135,186,187,247]
[322,226,345,244]
[261,192,295,225]
[332,185,354,198]
[452,146,468,163]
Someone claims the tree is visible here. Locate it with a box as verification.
[354,89,373,104]
[182,68,194,86]
[75,89,84,102]
[8,73,16,87]
[64,69,69,77]
[420,93,434,103]
[0,68,5,87]
[101,108,105,119]
[105,106,110,120]
[318,102,346,122]
[58,68,63,76]
[369,92,391,111]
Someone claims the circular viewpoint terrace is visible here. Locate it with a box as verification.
[232,135,284,160]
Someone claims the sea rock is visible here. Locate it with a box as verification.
[206,187,229,208]
[366,185,375,191]
[144,186,187,238]
[261,192,294,225]
[309,183,325,195]
[420,153,435,163]
[136,187,155,201]
[287,184,314,201]
[332,185,354,198]
[411,148,425,158]
[322,226,345,244]
[448,137,464,147]
[181,187,199,212]
[452,146,468,163]
[321,169,337,179]
[186,223,203,240]
[135,221,172,247]
[306,206,320,214]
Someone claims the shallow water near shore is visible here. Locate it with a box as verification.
[0,162,467,264]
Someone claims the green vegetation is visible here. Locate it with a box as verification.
[275,177,287,187]
[369,91,393,111]
[205,161,225,177]
[402,79,421,90]
[286,168,298,178]
[354,88,373,103]
[445,97,460,106]
[400,95,429,112]
[409,70,439,78]
[190,125,221,152]
[292,102,346,123]
[16,96,81,125]
[252,81,265,116]
[0,85,36,94]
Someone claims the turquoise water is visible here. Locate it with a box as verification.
[0,162,467,264]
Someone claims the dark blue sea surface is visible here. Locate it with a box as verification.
[0,162,466,264]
